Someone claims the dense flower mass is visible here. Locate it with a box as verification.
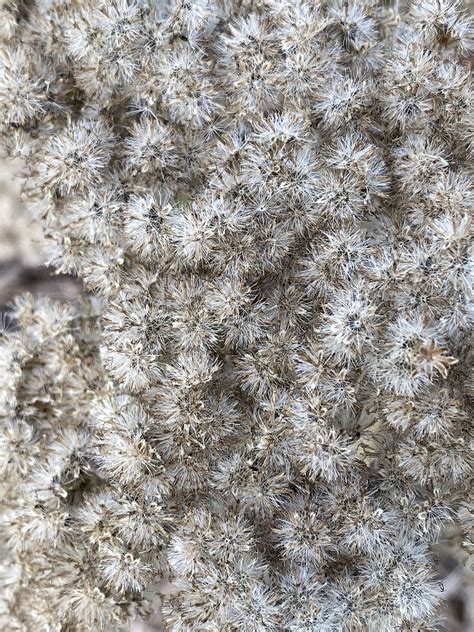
[0,0,473,630]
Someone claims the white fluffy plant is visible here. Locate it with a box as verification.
[0,0,473,630]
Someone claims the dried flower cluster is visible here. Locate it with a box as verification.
[0,0,473,630]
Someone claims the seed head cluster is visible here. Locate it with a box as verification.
[0,1,472,630]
